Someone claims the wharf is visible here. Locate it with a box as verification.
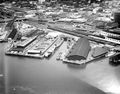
[1,1,120,94]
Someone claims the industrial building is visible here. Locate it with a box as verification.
[0,0,120,94]
[66,37,91,60]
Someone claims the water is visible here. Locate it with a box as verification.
[0,43,109,94]
[0,20,120,94]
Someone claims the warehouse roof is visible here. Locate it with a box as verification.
[66,37,91,60]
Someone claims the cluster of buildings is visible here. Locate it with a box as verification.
[0,0,120,65]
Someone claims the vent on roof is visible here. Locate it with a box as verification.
[66,37,91,60]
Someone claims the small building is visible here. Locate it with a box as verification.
[66,37,91,61]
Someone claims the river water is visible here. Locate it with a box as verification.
[0,42,109,94]
[0,21,120,94]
